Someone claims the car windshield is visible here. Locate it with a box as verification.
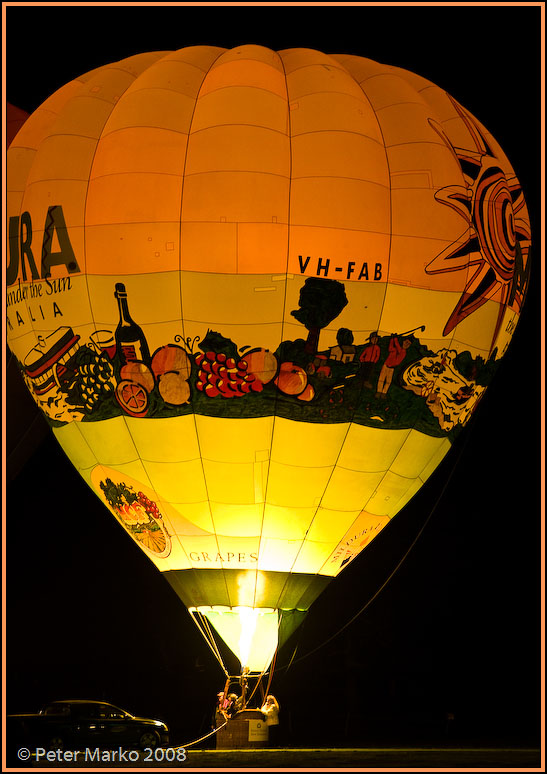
[42,703,129,719]
[42,704,70,716]
[80,704,128,719]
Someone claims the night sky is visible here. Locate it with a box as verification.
[5,3,542,751]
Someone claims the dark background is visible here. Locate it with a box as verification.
[5,2,542,750]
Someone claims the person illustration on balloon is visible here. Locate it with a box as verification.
[358,331,381,388]
[375,332,417,399]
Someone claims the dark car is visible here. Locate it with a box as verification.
[8,699,169,751]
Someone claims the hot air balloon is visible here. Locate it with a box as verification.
[6,45,531,679]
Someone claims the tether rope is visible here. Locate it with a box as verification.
[189,611,229,677]
[200,613,224,664]
[177,720,227,750]
[177,664,272,749]
[263,648,277,698]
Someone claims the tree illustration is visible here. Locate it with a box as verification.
[291,278,348,354]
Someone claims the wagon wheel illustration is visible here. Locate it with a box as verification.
[135,525,169,553]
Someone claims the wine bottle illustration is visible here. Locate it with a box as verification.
[114,283,151,365]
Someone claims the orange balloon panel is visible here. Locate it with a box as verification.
[6,45,531,669]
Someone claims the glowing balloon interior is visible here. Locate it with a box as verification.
[6,45,531,673]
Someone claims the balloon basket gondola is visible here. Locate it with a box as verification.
[216,709,269,749]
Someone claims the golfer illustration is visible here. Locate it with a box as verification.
[376,326,424,398]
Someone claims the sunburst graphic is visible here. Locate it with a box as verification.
[426,96,531,353]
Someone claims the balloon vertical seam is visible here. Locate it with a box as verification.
[179,47,236,606]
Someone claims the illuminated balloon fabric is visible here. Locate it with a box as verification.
[6,103,30,149]
[6,46,531,672]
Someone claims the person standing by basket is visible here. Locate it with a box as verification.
[261,695,280,746]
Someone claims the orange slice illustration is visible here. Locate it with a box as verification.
[115,379,149,417]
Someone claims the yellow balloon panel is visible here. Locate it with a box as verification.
[170,502,215,535]
[270,418,348,467]
[365,470,419,518]
[262,504,318,541]
[203,459,257,506]
[182,273,285,329]
[196,415,274,463]
[321,468,385,512]
[292,540,337,574]
[391,429,448,478]
[259,537,303,572]
[8,45,531,622]
[89,273,178,331]
[266,462,333,509]
[306,508,361,544]
[379,284,442,337]
[336,425,411,472]
[144,459,207,503]
[321,511,392,577]
[53,411,451,580]
[211,502,264,537]
[127,414,200,462]
[449,301,510,355]
[389,234,458,294]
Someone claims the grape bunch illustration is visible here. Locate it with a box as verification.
[195,351,264,397]
[68,354,116,411]
[137,491,162,520]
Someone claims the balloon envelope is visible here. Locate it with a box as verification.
[6,45,531,673]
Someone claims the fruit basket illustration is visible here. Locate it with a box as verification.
[96,475,171,557]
